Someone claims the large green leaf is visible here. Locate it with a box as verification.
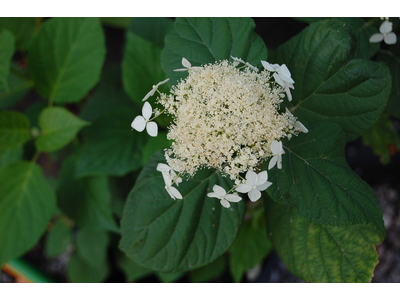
[0,29,15,90]
[266,121,385,237]
[0,17,34,50]
[0,110,31,150]
[128,17,173,48]
[161,17,268,86]
[35,107,89,152]
[67,229,110,283]
[0,147,23,169]
[272,19,391,141]
[57,155,119,233]
[0,161,56,265]
[379,42,400,119]
[122,32,166,103]
[76,107,147,177]
[229,209,272,283]
[45,218,72,258]
[120,151,246,273]
[28,17,106,103]
[265,199,382,283]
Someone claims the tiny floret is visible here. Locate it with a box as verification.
[207,184,241,208]
[142,78,170,101]
[268,140,285,170]
[174,58,202,72]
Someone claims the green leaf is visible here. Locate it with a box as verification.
[267,121,385,237]
[35,107,89,152]
[58,155,119,233]
[229,209,272,283]
[0,110,31,150]
[45,218,72,257]
[272,19,391,141]
[0,64,33,110]
[265,199,382,283]
[0,147,23,169]
[362,113,400,164]
[76,107,147,177]
[378,43,400,119]
[119,151,246,273]
[0,30,15,90]
[142,132,172,166]
[156,271,184,283]
[28,17,106,103]
[0,161,56,265]
[80,65,137,122]
[161,17,268,86]
[0,17,35,50]
[67,229,110,283]
[128,17,173,48]
[122,32,165,103]
[189,255,226,283]
[117,253,153,282]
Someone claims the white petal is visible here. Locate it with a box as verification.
[181,58,191,68]
[157,78,170,87]
[285,86,293,102]
[256,171,268,186]
[162,172,172,186]
[131,115,146,132]
[220,199,230,208]
[225,194,241,203]
[369,33,384,43]
[248,188,261,202]
[380,20,392,34]
[295,121,308,133]
[142,101,152,120]
[173,68,188,72]
[212,184,227,198]
[142,88,156,101]
[273,73,285,87]
[191,66,202,70]
[157,163,171,172]
[207,192,219,199]
[245,170,258,186]
[384,32,397,45]
[268,156,278,170]
[146,121,158,137]
[169,186,182,199]
[236,183,252,193]
[257,180,272,191]
[271,140,282,155]
[261,60,276,72]
[278,64,294,84]
[277,156,283,169]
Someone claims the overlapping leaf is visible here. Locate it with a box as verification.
[265,199,382,282]
[28,17,106,103]
[0,110,30,150]
[0,17,34,50]
[35,107,89,152]
[161,17,268,85]
[272,19,391,141]
[267,121,385,237]
[120,151,246,273]
[0,161,56,265]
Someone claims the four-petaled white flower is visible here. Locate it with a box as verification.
[157,163,182,186]
[174,58,202,72]
[207,184,242,208]
[142,78,170,101]
[236,170,272,202]
[131,102,158,137]
[261,61,295,101]
[369,20,397,45]
[268,140,285,170]
[159,167,183,200]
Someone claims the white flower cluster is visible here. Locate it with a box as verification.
[131,57,308,208]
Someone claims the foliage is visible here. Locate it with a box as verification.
[0,16,396,283]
